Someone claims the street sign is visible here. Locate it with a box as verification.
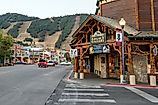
[89,45,110,54]
[116,31,122,46]
[93,45,103,53]
[70,49,78,57]
[103,45,110,53]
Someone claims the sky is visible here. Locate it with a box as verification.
[0,0,97,18]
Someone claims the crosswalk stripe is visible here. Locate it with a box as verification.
[125,87,158,103]
[58,99,116,103]
[64,88,104,91]
[65,84,101,88]
[62,92,109,96]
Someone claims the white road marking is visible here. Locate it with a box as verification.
[125,87,158,103]
[62,92,109,96]
[65,84,101,88]
[58,99,116,103]
[43,73,49,76]
[64,88,104,92]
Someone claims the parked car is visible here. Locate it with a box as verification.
[38,59,48,68]
[60,62,71,66]
[53,61,58,65]
[15,61,26,65]
[47,60,55,67]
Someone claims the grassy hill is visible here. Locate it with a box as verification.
[0,13,89,49]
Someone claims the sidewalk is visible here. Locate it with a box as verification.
[68,72,158,89]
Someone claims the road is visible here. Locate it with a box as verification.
[0,65,71,105]
[1,65,158,105]
[46,77,158,105]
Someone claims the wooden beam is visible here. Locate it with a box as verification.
[151,0,156,32]
[134,0,139,30]
[128,43,134,74]
[82,47,89,57]
[77,36,84,44]
[76,45,90,49]
[80,48,84,73]
[74,57,78,72]
[131,42,151,45]
[79,31,87,34]
[150,43,156,74]
[73,42,90,47]
[86,33,88,43]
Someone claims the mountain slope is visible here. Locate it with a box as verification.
[0,13,89,49]
[60,16,80,50]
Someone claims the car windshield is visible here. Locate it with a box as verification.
[48,61,53,63]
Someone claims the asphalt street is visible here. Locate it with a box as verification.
[0,65,158,105]
[0,64,71,105]
[46,74,158,105]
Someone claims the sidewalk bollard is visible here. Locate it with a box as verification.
[150,75,157,86]
[130,75,136,85]
[80,73,84,79]
[74,72,78,79]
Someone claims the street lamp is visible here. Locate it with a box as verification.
[119,18,126,84]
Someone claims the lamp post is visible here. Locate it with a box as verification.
[119,18,126,84]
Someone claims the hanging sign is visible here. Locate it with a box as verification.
[90,31,105,44]
[89,45,110,54]
[93,45,103,53]
[102,45,110,53]
[116,31,122,46]
[70,49,78,57]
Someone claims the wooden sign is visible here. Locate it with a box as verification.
[90,31,105,44]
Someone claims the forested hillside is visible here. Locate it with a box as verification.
[0,13,89,49]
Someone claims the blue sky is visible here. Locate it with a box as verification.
[0,0,97,18]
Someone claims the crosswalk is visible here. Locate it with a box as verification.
[57,83,116,104]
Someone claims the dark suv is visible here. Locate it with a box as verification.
[38,59,48,68]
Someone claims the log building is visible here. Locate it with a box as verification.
[70,0,158,84]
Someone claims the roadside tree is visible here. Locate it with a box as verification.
[0,31,14,64]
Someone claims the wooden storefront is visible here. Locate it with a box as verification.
[71,15,139,80]
[128,32,158,83]
[71,15,158,84]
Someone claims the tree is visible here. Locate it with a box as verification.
[0,31,14,64]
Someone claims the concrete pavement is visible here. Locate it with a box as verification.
[45,67,158,105]
[67,72,158,89]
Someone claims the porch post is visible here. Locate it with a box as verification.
[149,43,157,86]
[119,47,123,82]
[74,57,78,79]
[128,43,136,85]
[80,48,84,79]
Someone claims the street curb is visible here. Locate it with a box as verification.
[101,83,158,89]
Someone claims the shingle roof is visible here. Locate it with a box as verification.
[91,15,139,35]
[71,15,140,45]
[128,31,158,38]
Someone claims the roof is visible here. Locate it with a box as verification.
[71,15,140,44]
[128,31,158,39]
[91,15,139,35]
